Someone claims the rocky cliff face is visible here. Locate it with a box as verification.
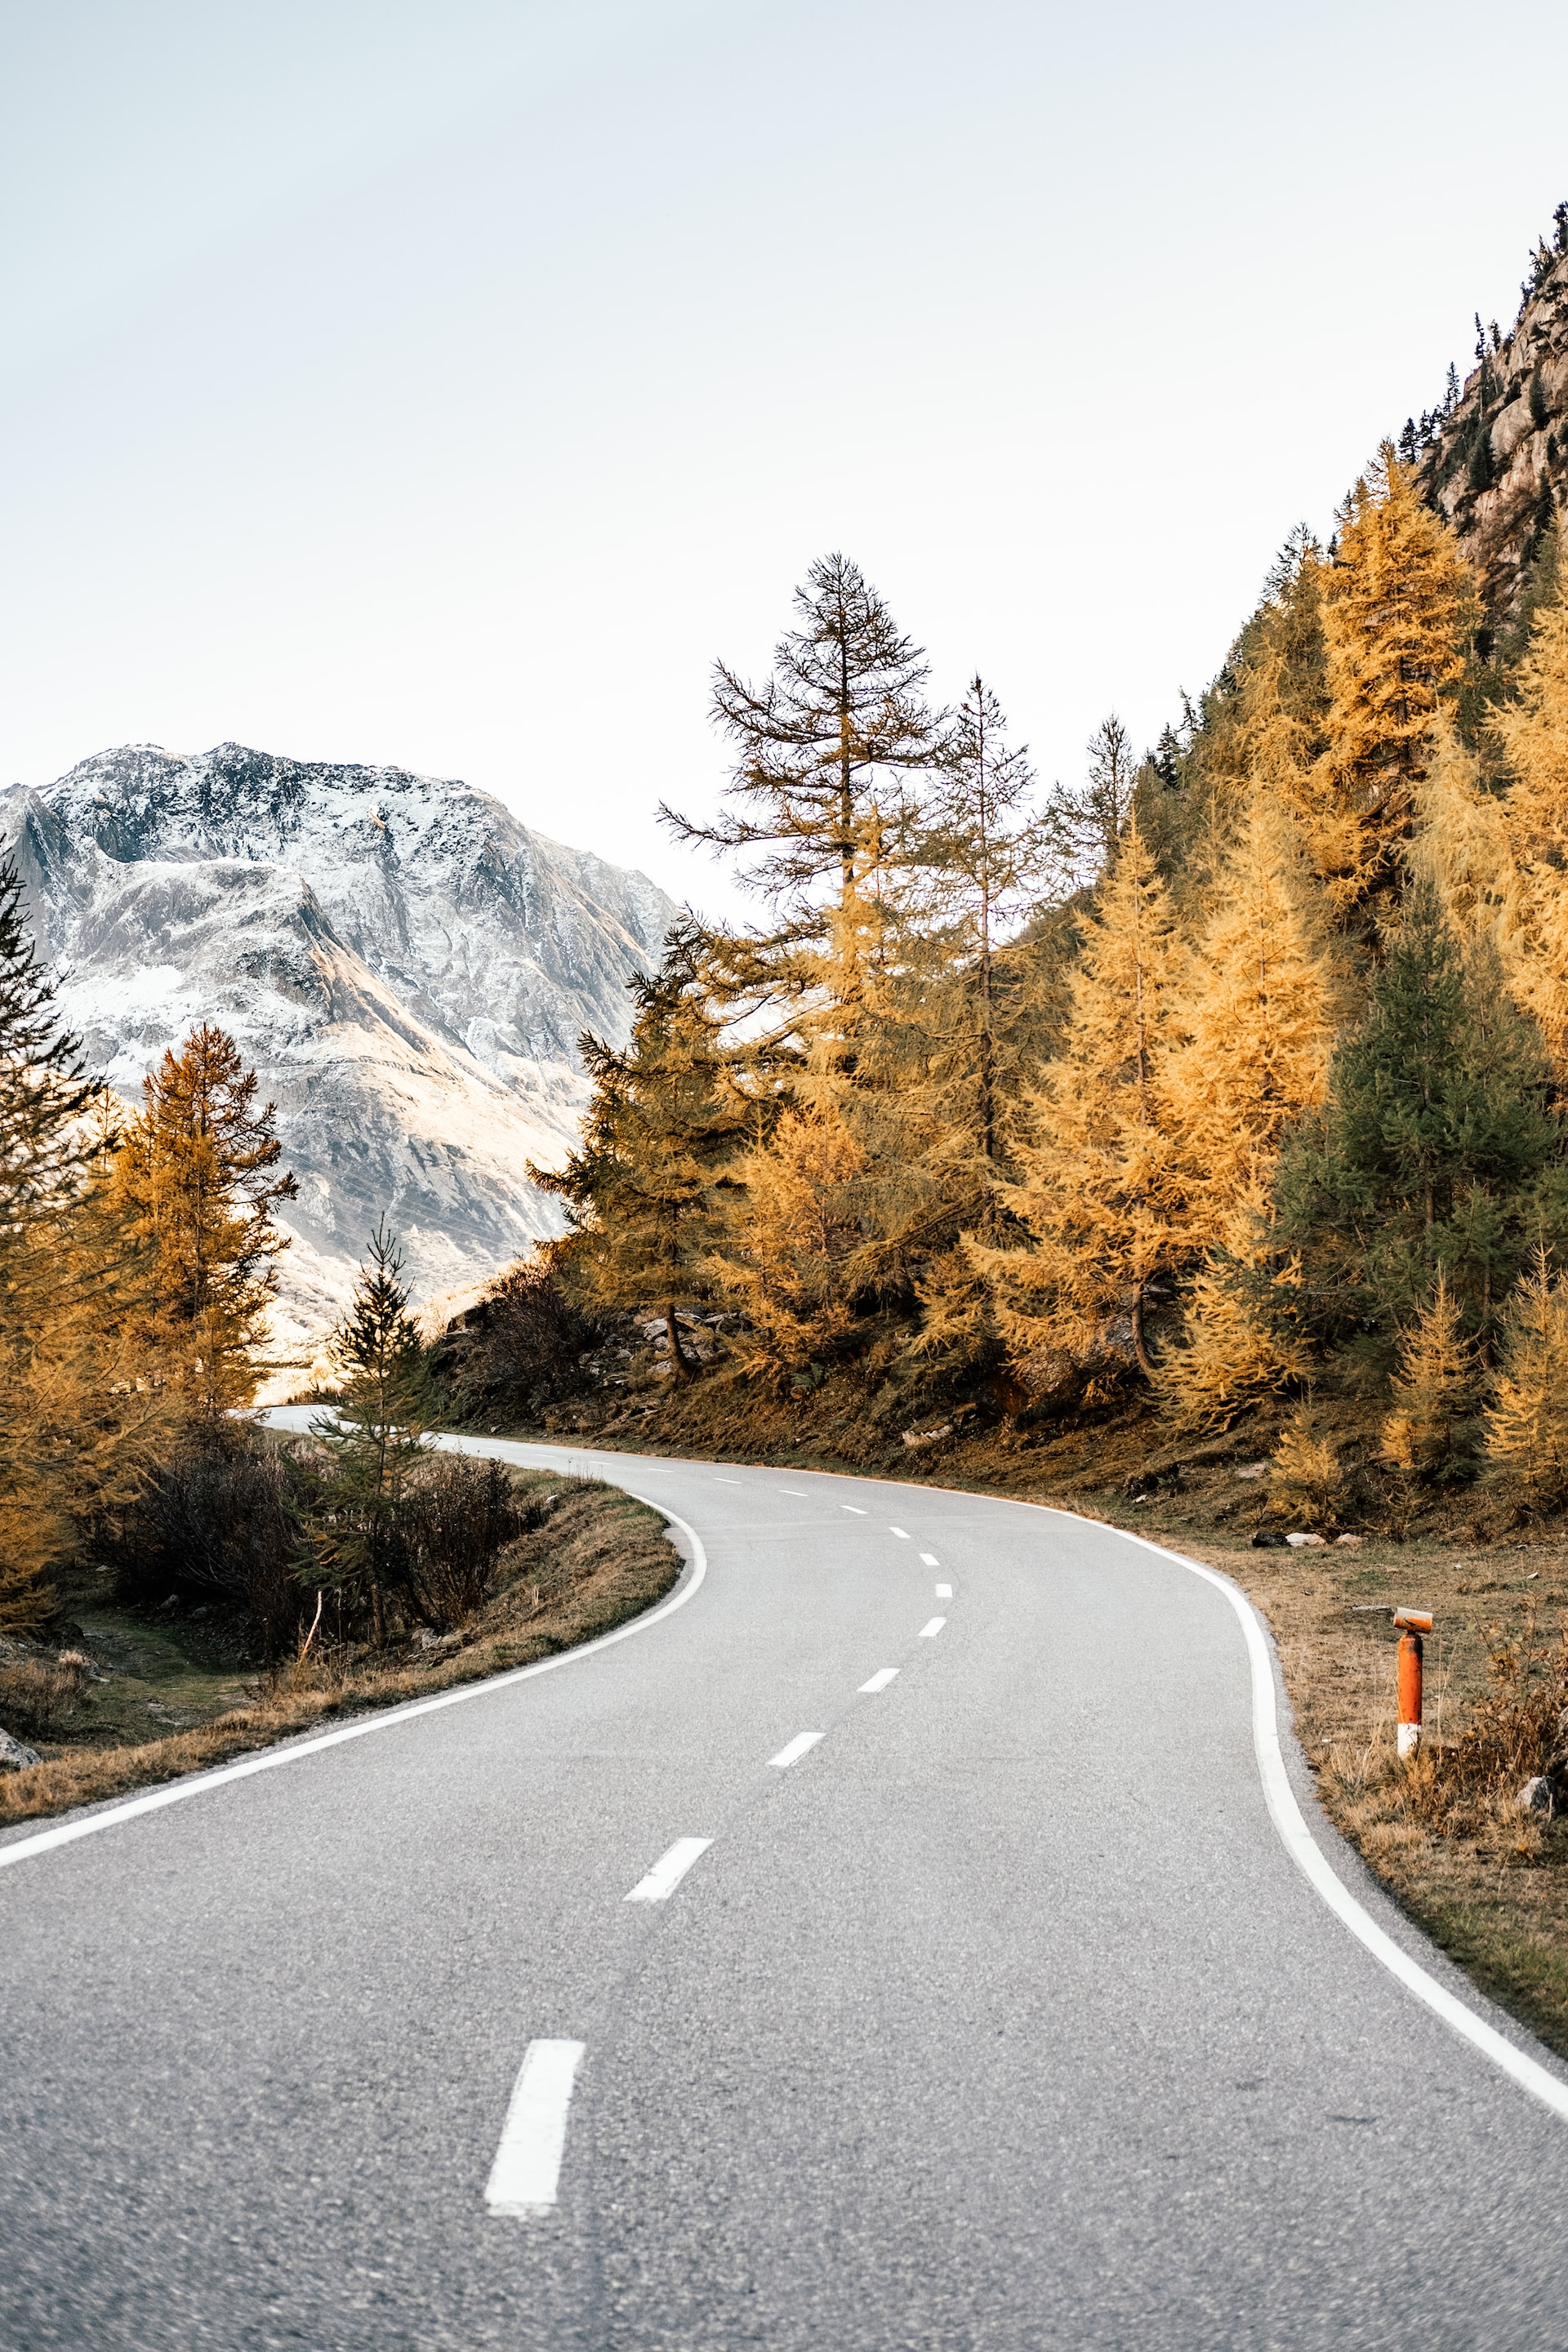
[1415,220,1568,621]
[0,743,677,1348]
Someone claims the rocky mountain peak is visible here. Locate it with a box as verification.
[1,744,679,1354]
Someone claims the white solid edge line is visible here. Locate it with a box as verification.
[1110,1521,1568,2125]
[485,2038,586,2215]
[918,1616,947,1637]
[751,1439,1568,2123]
[768,1731,825,1769]
[858,1668,900,1694]
[0,1477,709,1875]
[624,1836,712,1903]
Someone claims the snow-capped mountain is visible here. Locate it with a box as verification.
[0,742,677,1347]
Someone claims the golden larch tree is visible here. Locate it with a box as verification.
[971,817,1186,1377]
[113,1023,297,1417]
[1161,791,1336,1250]
[1309,445,1475,922]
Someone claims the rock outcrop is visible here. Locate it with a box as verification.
[1414,215,1568,621]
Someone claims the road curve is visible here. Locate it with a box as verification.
[3,1436,1566,2350]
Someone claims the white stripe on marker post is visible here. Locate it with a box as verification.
[768,1731,825,1768]
[624,1838,711,1902]
[484,2039,586,2216]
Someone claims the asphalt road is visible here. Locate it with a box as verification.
[3,1437,1567,2351]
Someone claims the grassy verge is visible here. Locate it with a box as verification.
[519,1373,1568,2062]
[0,1472,681,1830]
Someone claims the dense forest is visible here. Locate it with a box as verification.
[497,213,1568,1530]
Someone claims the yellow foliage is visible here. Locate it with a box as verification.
[1484,1249,1568,1508]
[1155,1175,1307,1435]
[1307,447,1475,919]
[714,1107,866,1374]
[1489,585,1568,1076]
[1381,1269,1477,1481]
[1269,1405,1345,1528]
[0,1150,177,1632]
[1493,586,1568,862]
[1409,723,1521,957]
[973,817,1185,1374]
[1163,793,1334,1247]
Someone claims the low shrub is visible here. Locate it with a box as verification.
[395,1455,538,1631]
[0,1652,88,1740]
[430,1258,604,1425]
[1412,1616,1568,1833]
[112,1421,317,1659]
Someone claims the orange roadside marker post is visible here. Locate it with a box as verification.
[1393,1609,1432,1760]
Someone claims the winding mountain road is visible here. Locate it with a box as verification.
[3,1437,1567,2350]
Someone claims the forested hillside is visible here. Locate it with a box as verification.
[457,207,1568,1543]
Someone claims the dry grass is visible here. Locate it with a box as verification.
[0,1475,680,1829]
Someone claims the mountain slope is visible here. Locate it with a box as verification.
[0,743,678,1346]
[1415,222,1568,620]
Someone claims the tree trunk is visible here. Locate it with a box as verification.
[666,1303,694,1383]
[1130,1285,1155,1379]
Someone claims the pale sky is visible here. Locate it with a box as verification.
[3,1,1565,924]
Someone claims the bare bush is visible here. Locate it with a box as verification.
[431,1259,603,1426]
[0,1656,86,1740]
[1411,1616,1568,1833]
[396,1456,536,1631]
[113,1423,315,1659]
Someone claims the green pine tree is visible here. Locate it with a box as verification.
[1276,881,1567,1361]
[531,926,751,1377]
[305,1219,433,1645]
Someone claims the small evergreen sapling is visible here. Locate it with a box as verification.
[1380,1270,1478,1483]
[1268,1405,1345,1530]
[305,1219,433,1645]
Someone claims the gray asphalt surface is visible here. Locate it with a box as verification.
[3,1437,1567,2351]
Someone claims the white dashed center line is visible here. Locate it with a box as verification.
[935,1583,952,1598]
[768,1731,825,1769]
[840,1505,866,1516]
[485,2040,586,2217]
[779,1490,808,1496]
[889,1526,910,1539]
[918,1616,947,1638]
[624,1838,712,1903]
[858,1668,899,1694]
[714,1477,742,1486]
[920,1552,939,1566]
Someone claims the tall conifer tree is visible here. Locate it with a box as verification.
[1308,446,1475,924]
[972,817,1186,1376]
[1276,883,1565,1355]
[662,552,935,979]
[1162,792,1335,1250]
[533,928,750,1377]
[114,1024,297,1415]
